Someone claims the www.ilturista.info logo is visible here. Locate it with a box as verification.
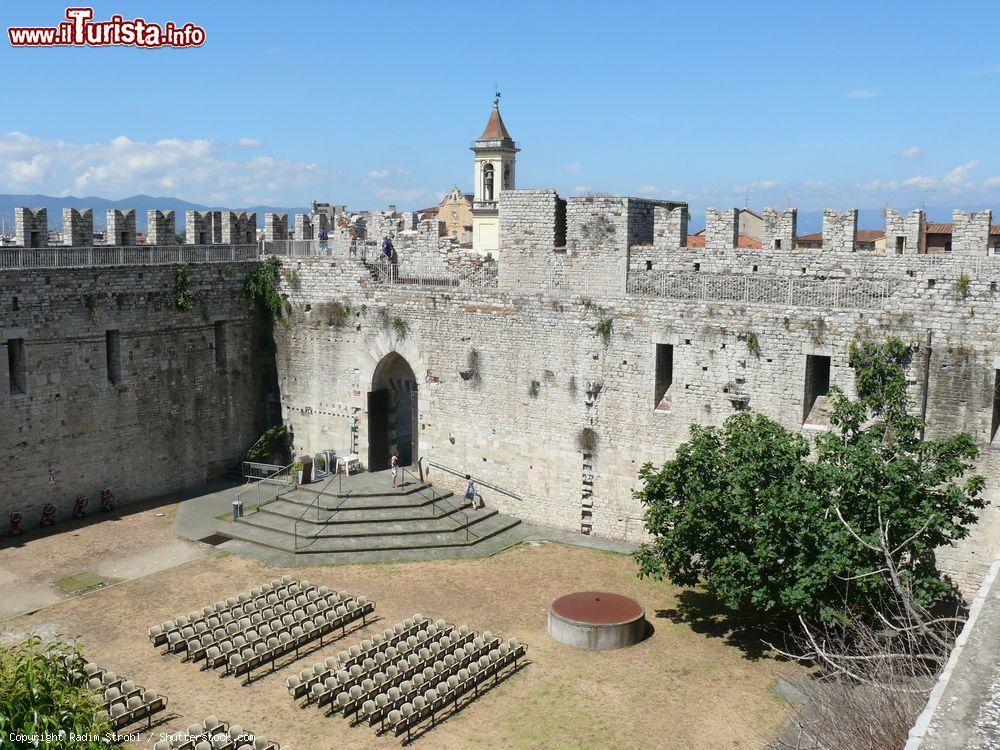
[8,7,205,48]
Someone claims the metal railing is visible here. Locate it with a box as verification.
[235,461,296,516]
[421,458,524,502]
[400,466,476,543]
[0,244,259,270]
[293,470,346,551]
[241,461,285,481]
[260,239,336,256]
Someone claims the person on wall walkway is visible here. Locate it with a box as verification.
[390,450,400,487]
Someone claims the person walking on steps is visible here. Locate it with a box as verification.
[464,474,477,509]
[390,450,400,487]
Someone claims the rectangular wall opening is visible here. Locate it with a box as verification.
[214,321,227,369]
[896,236,905,254]
[803,354,831,424]
[105,330,121,384]
[554,198,567,248]
[992,369,1000,442]
[7,339,26,395]
[654,343,674,411]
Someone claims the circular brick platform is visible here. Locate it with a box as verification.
[547,591,646,651]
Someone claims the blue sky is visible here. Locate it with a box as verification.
[3,0,1000,219]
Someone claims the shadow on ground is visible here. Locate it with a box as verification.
[655,589,779,661]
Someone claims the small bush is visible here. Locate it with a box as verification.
[578,427,598,452]
[0,637,118,749]
[174,265,194,311]
[956,271,971,299]
[594,318,613,346]
[744,330,762,358]
[391,316,409,339]
[529,380,541,398]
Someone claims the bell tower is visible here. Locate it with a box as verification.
[471,91,518,252]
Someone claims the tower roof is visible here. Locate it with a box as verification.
[479,103,513,141]
[472,94,518,151]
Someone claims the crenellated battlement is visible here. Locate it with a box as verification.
[106,209,136,246]
[62,208,94,246]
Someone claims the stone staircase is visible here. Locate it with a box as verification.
[225,471,523,560]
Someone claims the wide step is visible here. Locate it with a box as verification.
[240,506,498,539]
[227,512,522,554]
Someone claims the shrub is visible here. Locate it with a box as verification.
[245,256,288,319]
[174,266,194,311]
[593,318,613,346]
[0,637,118,749]
[391,316,408,339]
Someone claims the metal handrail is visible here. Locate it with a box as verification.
[421,458,523,502]
[293,470,345,551]
[0,244,258,270]
[400,466,476,543]
[235,461,295,516]
[241,461,284,481]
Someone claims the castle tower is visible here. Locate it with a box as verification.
[470,93,518,253]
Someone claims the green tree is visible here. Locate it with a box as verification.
[0,637,119,749]
[244,255,289,319]
[634,337,985,622]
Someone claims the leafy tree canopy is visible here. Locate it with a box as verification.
[634,337,985,623]
[0,637,119,749]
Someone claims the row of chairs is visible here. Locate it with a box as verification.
[304,621,469,710]
[78,661,168,730]
[183,593,363,665]
[226,598,374,682]
[354,632,497,726]
[152,715,291,750]
[149,579,332,649]
[285,615,434,702]
[387,640,526,740]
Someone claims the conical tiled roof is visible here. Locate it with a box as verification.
[479,104,513,141]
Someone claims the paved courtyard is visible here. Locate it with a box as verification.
[1,495,799,750]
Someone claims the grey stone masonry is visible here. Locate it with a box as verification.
[185,210,215,245]
[952,210,992,257]
[146,210,176,245]
[885,208,925,256]
[654,205,688,250]
[705,208,738,250]
[309,212,329,235]
[14,207,47,247]
[61,208,93,246]
[294,213,314,240]
[763,208,797,251]
[264,213,289,241]
[220,211,257,244]
[0,262,266,525]
[106,209,136,246]
[822,209,858,252]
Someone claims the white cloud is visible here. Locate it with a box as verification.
[898,146,924,159]
[0,131,327,204]
[237,138,263,148]
[571,185,593,194]
[843,89,880,99]
[984,176,1000,188]
[366,167,410,180]
[943,160,978,185]
[564,162,582,174]
[735,179,779,193]
[635,185,658,196]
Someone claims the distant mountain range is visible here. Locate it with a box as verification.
[0,194,309,233]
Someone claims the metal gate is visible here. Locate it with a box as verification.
[313,450,336,479]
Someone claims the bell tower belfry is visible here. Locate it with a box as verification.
[471,91,518,253]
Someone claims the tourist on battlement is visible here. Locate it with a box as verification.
[390,450,400,487]
[317,228,328,253]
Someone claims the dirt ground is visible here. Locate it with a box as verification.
[0,498,208,619]
[1,517,799,750]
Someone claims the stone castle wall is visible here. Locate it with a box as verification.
[271,189,1000,595]
[0,262,267,525]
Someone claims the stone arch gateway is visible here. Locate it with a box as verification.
[368,351,418,471]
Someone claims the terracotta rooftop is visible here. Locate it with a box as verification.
[796,230,884,243]
[478,105,513,141]
[924,222,1000,234]
[684,234,761,248]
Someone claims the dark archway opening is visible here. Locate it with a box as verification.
[368,352,417,471]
